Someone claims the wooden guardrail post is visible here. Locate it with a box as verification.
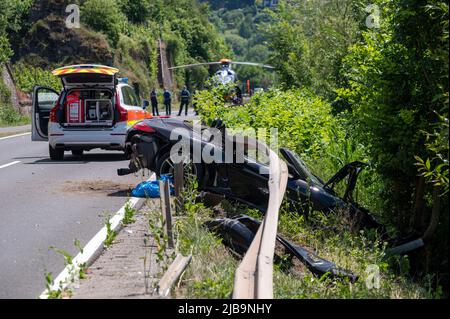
[157,254,192,297]
[159,179,174,249]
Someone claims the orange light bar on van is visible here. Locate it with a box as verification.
[52,65,120,76]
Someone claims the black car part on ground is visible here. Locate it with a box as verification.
[205,215,358,283]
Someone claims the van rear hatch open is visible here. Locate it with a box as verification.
[52,64,119,89]
[64,88,115,127]
[52,65,120,128]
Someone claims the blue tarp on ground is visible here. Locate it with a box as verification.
[131,175,174,198]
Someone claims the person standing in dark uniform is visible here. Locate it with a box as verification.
[177,86,190,116]
[163,88,172,116]
[150,88,159,116]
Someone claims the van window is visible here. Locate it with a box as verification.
[38,91,59,111]
[121,86,140,107]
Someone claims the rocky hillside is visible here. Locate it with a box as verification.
[11,0,113,67]
[3,0,230,97]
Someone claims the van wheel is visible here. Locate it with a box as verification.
[71,150,84,157]
[49,145,64,161]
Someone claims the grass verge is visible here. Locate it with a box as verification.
[0,105,30,127]
[167,181,441,298]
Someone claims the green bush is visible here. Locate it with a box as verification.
[12,63,61,93]
[198,88,358,171]
[118,0,151,24]
[114,28,157,94]
[0,0,33,64]
[337,0,449,234]
[0,81,11,104]
[81,0,127,46]
[0,104,29,126]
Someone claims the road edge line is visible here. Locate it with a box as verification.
[0,132,31,140]
[0,160,21,169]
[39,173,156,299]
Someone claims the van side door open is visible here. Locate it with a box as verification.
[32,86,59,141]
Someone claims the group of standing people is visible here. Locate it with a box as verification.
[150,87,195,117]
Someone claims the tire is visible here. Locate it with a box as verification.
[49,145,64,161]
[155,152,204,182]
[71,150,84,157]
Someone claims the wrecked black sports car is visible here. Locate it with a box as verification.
[118,118,384,233]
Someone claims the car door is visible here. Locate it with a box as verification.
[226,159,271,210]
[32,86,59,141]
[323,161,368,202]
[119,85,151,126]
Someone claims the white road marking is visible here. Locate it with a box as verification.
[39,173,156,299]
[0,161,21,169]
[0,132,31,141]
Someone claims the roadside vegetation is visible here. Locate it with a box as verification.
[1,0,447,299]
[1,0,231,97]
[0,82,29,127]
[168,175,438,298]
[122,201,137,225]
[44,239,88,299]
[0,105,29,127]
[43,203,140,299]
[195,0,448,296]
[12,62,62,93]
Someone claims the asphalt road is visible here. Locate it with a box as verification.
[0,133,148,298]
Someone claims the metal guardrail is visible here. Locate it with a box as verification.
[232,138,288,299]
[158,136,288,299]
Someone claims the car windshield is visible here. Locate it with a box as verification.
[288,151,324,186]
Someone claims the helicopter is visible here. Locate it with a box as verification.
[169,59,274,103]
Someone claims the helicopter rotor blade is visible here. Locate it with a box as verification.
[169,62,221,70]
[231,61,275,69]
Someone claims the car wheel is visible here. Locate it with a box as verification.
[49,145,64,161]
[155,152,203,182]
[71,150,84,157]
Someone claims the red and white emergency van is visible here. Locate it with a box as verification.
[31,64,152,160]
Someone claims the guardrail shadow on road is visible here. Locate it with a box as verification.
[107,190,132,198]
